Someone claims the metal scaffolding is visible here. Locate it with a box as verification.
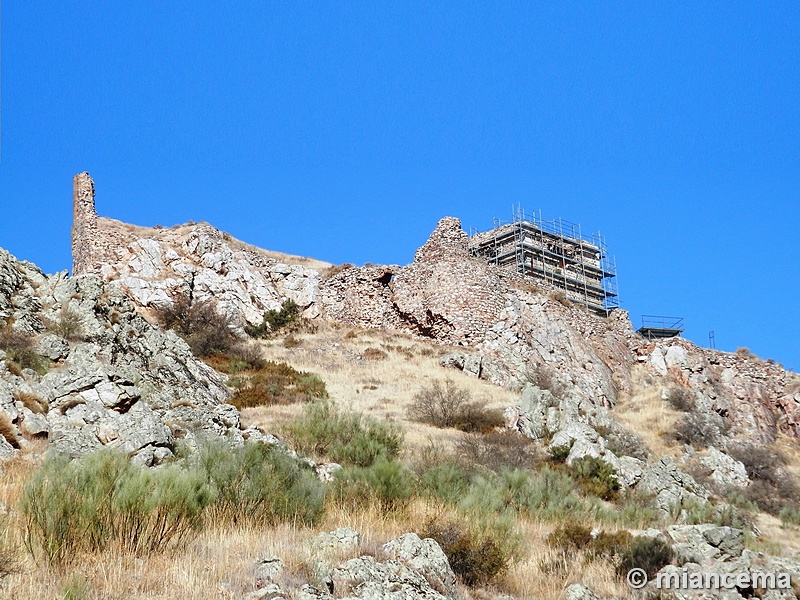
[469,207,620,315]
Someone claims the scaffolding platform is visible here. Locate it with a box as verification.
[468,207,619,315]
[637,315,684,340]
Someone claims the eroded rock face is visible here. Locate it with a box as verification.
[0,248,241,464]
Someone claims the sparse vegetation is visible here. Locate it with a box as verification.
[13,390,48,415]
[727,444,800,516]
[547,524,673,578]
[455,430,538,472]
[0,413,20,449]
[155,294,238,357]
[245,300,300,338]
[0,326,50,376]
[47,307,84,341]
[229,361,328,408]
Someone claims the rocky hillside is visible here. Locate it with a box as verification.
[0,173,799,599]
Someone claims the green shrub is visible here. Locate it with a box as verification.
[570,456,621,501]
[618,535,673,578]
[615,489,662,528]
[460,467,607,522]
[417,462,472,504]
[420,518,519,586]
[230,361,328,408]
[548,442,573,463]
[333,459,414,511]
[779,505,800,527]
[286,401,402,467]
[246,300,300,338]
[21,450,213,566]
[196,440,325,527]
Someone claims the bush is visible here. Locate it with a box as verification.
[21,450,213,566]
[618,535,673,579]
[196,440,325,527]
[408,379,470,428]
[727,444,799,516]
[408,380,502,433]
[589,529,634,562]
[155,295,238,357]
[665,387,695,412]
[230,361,328,408]
[420,518,518,586]
[455,431,537,472]
[417,462,472,504]
[203,343,266,374]
[570,456,621,501]
[671,412,728,449]
[546,523,592,551]
[286,401,403,467]
[598,425,649,461]
[548,442,573,463]
[246,300,300,338]
[0,327,49,375]
[333,459,414,511]
[47,307,84,341]
[460,467,607,522]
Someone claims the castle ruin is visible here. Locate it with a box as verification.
[71,172,99,276]
[469,208,619,315]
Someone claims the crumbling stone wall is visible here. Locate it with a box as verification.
[71,172,99,276]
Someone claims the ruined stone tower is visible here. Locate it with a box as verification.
[71,172,99,276]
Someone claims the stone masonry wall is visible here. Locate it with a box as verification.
[71,172,99,276]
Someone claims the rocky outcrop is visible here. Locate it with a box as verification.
[0,248,244,464]
[251,530,461,600]
[70,173,328,328]
[637,457,711,516]
[638,337,800,444]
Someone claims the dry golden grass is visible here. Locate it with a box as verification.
[611,366,681,460]
[12,391,48,415]
[239,322,518,454]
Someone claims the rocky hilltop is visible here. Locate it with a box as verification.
[71,173,799,449]
[1,172,799,599]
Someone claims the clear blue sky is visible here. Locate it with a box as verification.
[1,2,798,370]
